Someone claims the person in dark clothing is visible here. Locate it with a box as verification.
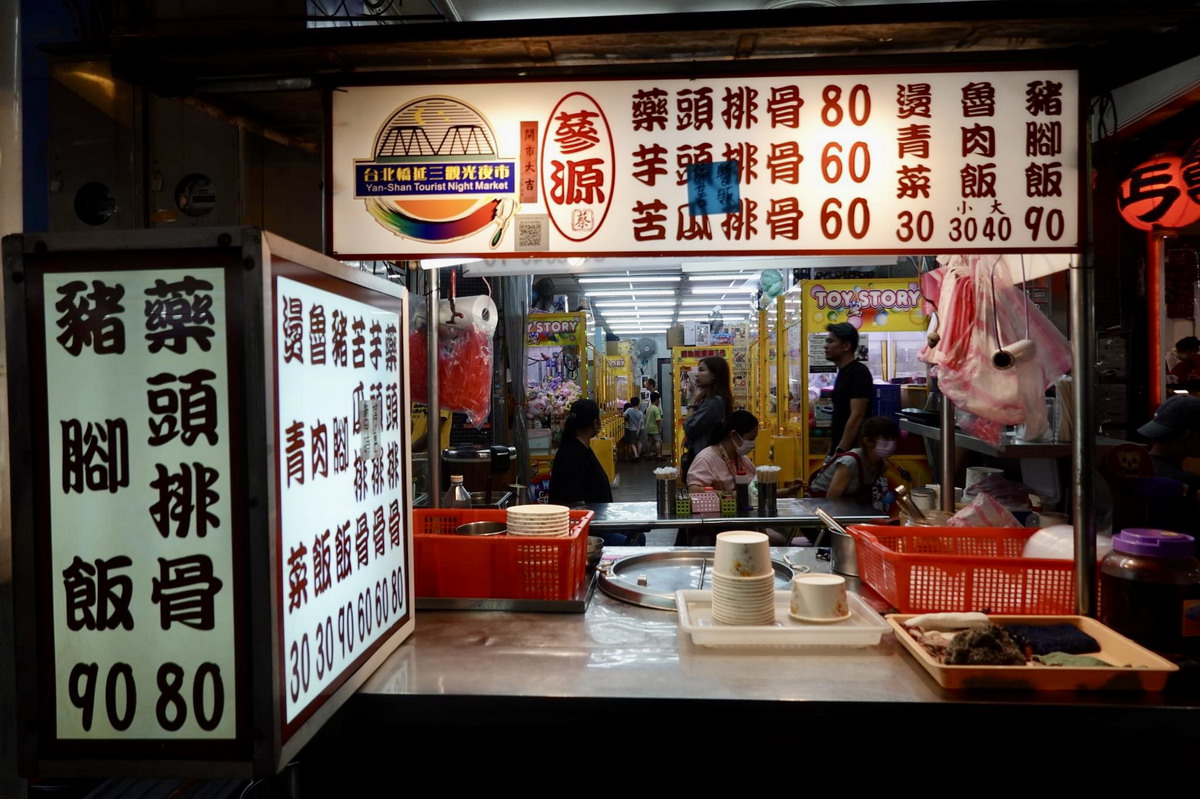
[549,398,644,546]
[1170,336,1200,385]
[1136,395,1200,543]
[825,322,873,459]
[682,355,733,479]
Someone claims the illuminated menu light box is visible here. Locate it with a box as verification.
[330,66,1081,259]
[4,228,414,778]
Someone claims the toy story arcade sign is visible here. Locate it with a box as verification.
[329,67,1080,259]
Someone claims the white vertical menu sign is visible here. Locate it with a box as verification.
[43,268,236,739]
[274,276,409,726]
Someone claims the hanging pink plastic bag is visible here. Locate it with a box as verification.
[948,492,1023,528]
[921,256,1071,445]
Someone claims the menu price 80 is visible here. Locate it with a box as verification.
[287,565,404,706]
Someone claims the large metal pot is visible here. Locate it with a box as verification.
[829,528,859,577]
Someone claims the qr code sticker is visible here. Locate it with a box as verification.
[514,215,549,251]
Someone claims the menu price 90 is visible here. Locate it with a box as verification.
[66,660,225,734]
[287,565,404,704]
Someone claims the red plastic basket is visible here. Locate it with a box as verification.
[847,525,1082,615]
[413,508,592,600]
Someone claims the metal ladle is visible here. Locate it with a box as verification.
[894,485,927,522]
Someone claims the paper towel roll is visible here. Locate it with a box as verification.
[992,338,1035,370]
[439,295,498,335]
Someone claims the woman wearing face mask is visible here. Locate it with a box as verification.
[685,410,803,544]
[806,416,900,507]
[549,399,645,546]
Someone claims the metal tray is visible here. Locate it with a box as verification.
[598,549,797,611]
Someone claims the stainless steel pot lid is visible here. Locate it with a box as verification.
[598,550,795,611]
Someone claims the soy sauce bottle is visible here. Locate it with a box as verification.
[1100,529,1200,656]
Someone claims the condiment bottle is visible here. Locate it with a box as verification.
[1100,528,1200,656]
[442,475,472,509]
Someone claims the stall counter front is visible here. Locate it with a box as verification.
[302,548,1200,762]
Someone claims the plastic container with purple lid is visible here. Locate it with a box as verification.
[1100,528,1200,655]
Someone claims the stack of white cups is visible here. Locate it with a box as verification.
[710,531,777,626]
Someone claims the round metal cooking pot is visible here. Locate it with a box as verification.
[454,521,507,536]
[830,528,859,577]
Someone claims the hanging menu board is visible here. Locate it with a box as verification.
[6,229,414,778]
[42,266,238,740]
[330,66,1081,258]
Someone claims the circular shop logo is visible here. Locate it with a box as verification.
[354,96,517,246]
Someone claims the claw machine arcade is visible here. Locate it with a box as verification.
[524,311,589,501]
[800,277,932,484]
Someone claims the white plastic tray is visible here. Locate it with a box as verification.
[676,590,891,648]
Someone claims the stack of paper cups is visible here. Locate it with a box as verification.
[965,466,1004,491]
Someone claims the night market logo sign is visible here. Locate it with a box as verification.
[355,96,517,246]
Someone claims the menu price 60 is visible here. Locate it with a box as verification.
[288,565,404,705]
[68,661,225,734]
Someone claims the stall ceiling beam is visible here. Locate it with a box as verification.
[67,1,1200,151]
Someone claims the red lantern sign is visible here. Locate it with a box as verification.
[1117,154,1200,231]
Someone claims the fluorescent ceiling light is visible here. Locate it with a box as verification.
[593,300,677,307]
[577,275,681,284]
[680,299,752,306]
[688,286,760,295]
[598,311,675,319]
[687,273,754,281]
[420,257,483,269]
[585,289,676,297]
[611,329,668,334]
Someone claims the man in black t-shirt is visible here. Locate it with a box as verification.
[825,322,873,458]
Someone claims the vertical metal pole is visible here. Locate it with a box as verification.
[940,393,956,514]
[427,274,442,507]
[0,3,22,794]
[1071,255,1097,616]
[1072,117,1098,616]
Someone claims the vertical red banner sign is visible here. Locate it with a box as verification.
[521,121,539,204]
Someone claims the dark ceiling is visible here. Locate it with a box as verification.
[61,1,1200,151]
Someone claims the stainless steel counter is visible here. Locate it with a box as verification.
[582,498,888,530]
[352,548,1198,711]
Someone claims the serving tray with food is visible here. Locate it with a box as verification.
[888,612,1178,691]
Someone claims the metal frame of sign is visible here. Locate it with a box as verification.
[4,228,414,778]
[325,57,1086,261]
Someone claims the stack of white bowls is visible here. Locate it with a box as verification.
[964,466,1004,492]
[908,487,936,511]
[507,504,570,536]
[710,531,776,626]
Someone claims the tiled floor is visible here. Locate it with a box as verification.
[612,454,678,545]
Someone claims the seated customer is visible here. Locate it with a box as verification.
[807,415,899,509]
[549,399,645,546]
[1136,395,1200,542]
[686,410,802,544]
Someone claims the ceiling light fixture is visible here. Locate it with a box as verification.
[584,289,677,297]
[592,300,678,308]
[688,286,760,295]
[577,275,681,284]
[686,273,753,281]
